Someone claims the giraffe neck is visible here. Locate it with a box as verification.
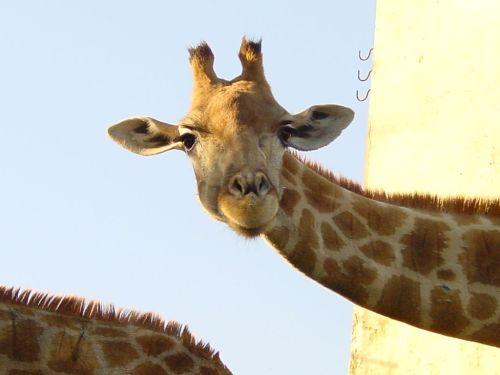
[0,286,231,374]
[262,152,499,347]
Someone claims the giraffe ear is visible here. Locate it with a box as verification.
[279,105,354,151]
[108,117,182,156]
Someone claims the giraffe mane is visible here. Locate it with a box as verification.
[290,151,500,216]
[0,285,228,369]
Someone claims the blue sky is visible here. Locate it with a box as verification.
[0,1,375,373]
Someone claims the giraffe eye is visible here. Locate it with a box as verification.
[180,133,197,151]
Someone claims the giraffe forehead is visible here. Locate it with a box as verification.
[188,82,285,133]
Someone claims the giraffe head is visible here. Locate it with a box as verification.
[108,38,354,237]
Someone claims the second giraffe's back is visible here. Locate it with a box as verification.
[0,286,231,375]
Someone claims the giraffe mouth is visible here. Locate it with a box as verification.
[218,191,279,237]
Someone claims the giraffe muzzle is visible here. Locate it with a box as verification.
[228,171,271,198]
[218,171,279,236]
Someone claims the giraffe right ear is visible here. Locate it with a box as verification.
[279,104,354,151]
[107,117,182,156]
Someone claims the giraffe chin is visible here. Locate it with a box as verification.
[219,193,279,238]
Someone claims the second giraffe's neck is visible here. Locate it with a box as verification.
[262,152,499,347]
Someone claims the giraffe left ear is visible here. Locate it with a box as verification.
[279,104,354,151]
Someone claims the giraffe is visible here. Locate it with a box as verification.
[108,38,500,348]
[0,286,231,374]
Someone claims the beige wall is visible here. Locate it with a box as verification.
[351,0,500,373]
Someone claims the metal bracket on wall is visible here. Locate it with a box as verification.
[356,48,373,102]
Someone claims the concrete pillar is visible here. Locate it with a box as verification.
[350,0,500,373]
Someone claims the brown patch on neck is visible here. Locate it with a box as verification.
[352,198,408,236]
[321,258,372,305]
[283,152,299,174]
[280,188,301,217]
[359,240,395,266]
[469,324,500,347]
[375,275,422,326]
[0,317,42,362]
[287,208,318,274]
[136,334,176,356]
[400,218,450,275]
[288,151,500,217]
[132,362,168,375]
[47,331,98,374]
[265,225,290,251]
[282,168,296,184]
[320,222,345,252]
[301,168,342,213]
[459,229,500,286]
[436,269,456,281]
[333,211,369,239]
[100,341,139,367]
[164,352,195,374]
[430,286,470,336]
[467,293,497,320]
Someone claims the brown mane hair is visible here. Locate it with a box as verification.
[291,152,500,217]
[0,285,228,368]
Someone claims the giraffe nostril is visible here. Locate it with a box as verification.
[255,173,270,197]
[229,175,247,196]
[229,172,270,197]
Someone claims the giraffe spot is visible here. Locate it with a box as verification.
[289,240,317,275]
[320,258,371,305]
[8,370,44,375]
[133,362,168,375]
[342,256,377,285]
[0,317,42,362]
[302,169,341,213]
[288,209,318,274]
[352,199,408,235]
[47,331,98,374]
[0,308,10,321]
[282,168,296,184]
[430,286,470,336]
[469,324,500,347]
[265,226,290,250]
[136,334,175,356]
[41,313,81,331]
[375,275,421,326]
[88,326,128,338]
[165,352,195,374]
[321,222,345,252]
[200,367,221,375]
[359,240,395,266]
[11,306,35,316]
[302,169,338,197]
[437,269,456,281]
[283,153,299,174]
[280,188,301,217]
[400,218,450,275]
[304,189,339,213]
[100,340,139,367]
[467,293,497,320]
[459,229,500,286]
[453,214,481,226]
[333,211,369,239]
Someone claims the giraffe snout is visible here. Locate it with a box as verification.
[228,171,271,198]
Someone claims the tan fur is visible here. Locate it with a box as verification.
[0,286,231,374]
